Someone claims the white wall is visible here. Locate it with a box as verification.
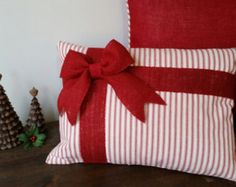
[0,0,129,123]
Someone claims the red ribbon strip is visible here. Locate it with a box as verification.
[132,67,236,100]
[58,40,166,125]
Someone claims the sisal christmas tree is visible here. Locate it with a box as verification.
[0,74,23,150]
[26,87,45,132]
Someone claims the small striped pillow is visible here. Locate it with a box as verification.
[46,41,236,182]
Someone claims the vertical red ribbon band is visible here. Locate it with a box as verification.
[79,49,107,163]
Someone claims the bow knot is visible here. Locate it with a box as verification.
[89,63,102,79]
[58,39,166,125]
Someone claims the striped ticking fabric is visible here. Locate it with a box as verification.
[46,41,236,182]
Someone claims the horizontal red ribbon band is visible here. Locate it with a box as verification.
[131,67,236,100]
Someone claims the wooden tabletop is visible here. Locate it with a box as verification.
[0,121,235,187]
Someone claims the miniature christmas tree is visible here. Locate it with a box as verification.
[26,87,45,132]
[0,74,23,150]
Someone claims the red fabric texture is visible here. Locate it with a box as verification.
[132,67,236,100]
[58,40,165,125]
[128,0,236,48]
[79,49,107,163]
[79,79,107,163]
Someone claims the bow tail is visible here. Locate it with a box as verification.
[106,72,166,123]
[58,71,91,125]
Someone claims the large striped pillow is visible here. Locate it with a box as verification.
[46,41,236,182]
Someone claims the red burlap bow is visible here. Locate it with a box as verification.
[58,40,166,125]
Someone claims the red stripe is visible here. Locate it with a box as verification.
[156,98,161,166]
[149,50,156,166]
[79,79,107,163]
[198,95,205,173]
[107,86,112,163]
[182,94,189,171]
[124,105,127,164]
[131,67,235,100]
[160,92,166,168]
[176,94,183,169]
[214,97,223,175]
[79,49,107,163]
[172,93,178,169]
[119,99,122,164]
[193,96,199,172]
[205,96,211,174]
[209,97,216,175]
[129,113,133,164]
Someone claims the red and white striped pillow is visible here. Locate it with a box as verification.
[46,41,236,182]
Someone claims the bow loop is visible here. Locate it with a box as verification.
[58,40,166,125]
[101,40,134,75]
[60,50,89,80]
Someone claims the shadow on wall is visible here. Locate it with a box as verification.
[8,72,59,124]
[36,86,59,123]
